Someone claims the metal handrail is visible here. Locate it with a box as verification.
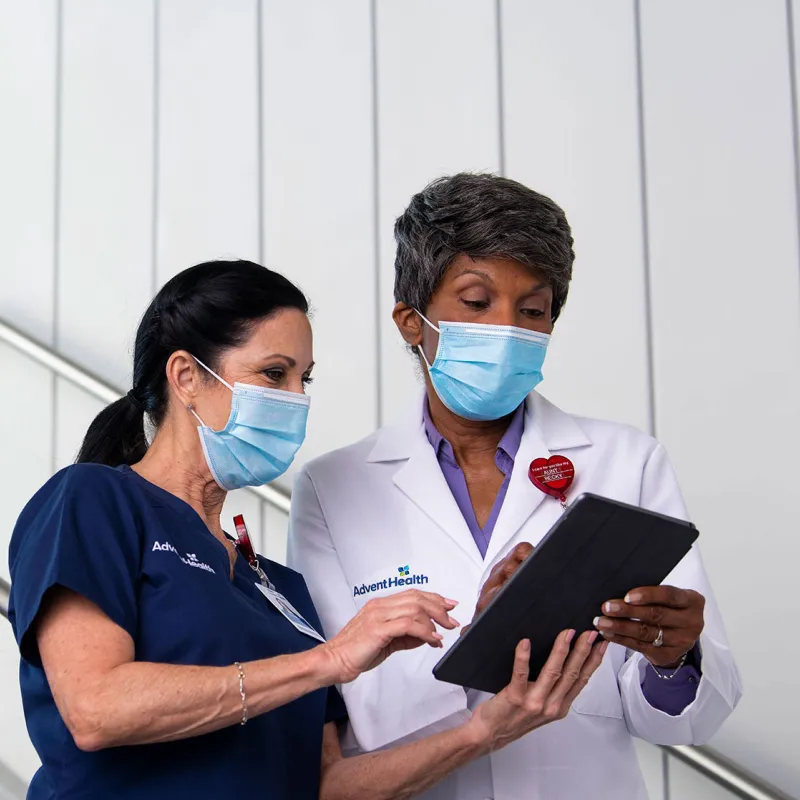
[0,577,9,621]
[663,744,795,800]
[0,316,792,800]
[0,317,291,514]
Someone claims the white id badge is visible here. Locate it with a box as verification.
[256,583,326,643]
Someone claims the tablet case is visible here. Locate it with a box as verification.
[433,493,698,694]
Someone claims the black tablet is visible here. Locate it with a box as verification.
[433,493,698,694]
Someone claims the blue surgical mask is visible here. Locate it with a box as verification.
[417,312,550,422]
[188,357,310,491]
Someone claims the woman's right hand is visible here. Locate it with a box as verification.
[320,590,460,684]
[468,629,607,752]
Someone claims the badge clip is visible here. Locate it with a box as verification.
[529,455,575,510]
[233,514,274,589]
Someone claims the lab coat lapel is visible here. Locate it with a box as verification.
[482,393,593,569]
[367,401,484,568]
[482,403,550,568]
[392,437,484,568]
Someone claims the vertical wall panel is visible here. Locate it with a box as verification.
[261,0,376,474]
[633,740,664,800]
[502,0,650,430]
[793,0,800,179]
[54,381,105,470]
[0,7,56,775]
[263,504,289,565]
[0,0,57,344]
[157,0,260,282]
[58,0,155,387]
[0,346,53,581]
[376,0,501,424]
[641,2,800,795]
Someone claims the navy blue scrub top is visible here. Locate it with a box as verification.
[8,463,347,800]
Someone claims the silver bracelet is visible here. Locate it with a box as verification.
[234,662,248,725]
[649,651,688,680]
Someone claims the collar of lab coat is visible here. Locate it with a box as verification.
[366,391,593,570]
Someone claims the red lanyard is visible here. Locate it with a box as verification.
[233,514,273,588]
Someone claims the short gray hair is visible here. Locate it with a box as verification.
[393,173,575,321]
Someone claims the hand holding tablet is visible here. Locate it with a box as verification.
[434,494,699,693]
[464,629,606,751]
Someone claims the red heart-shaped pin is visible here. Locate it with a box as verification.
[529,455,575,500]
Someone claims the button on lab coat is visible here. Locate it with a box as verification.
[288,392,742,800]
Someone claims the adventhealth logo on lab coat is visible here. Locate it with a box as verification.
[352,565,429,597]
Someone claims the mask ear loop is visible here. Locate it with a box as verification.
[187,404,206,427]
[187,355,234,427]
[415,310,440,369]
[192,355,235,391]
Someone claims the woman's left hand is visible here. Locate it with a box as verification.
[594,586,705,667]
[461,542,534,637]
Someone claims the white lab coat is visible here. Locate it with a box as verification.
[288,392,742,800]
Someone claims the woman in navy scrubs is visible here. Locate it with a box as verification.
[8,260,603,800]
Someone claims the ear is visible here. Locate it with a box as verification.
[165,351,203,408]
[392,303,424,347]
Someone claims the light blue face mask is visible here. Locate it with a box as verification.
[188,357,310,491]
[417,312,550,422]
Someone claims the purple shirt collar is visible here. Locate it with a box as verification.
[422,399,526,557]
[422,400,526,472]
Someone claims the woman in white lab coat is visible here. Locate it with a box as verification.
[289,173,742,800]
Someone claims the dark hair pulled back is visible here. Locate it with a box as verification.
[76,260,309,467]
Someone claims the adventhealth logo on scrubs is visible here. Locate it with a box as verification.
[152,541,216,574]
[353,565,428,597]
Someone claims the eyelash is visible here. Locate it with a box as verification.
[461,299,545,317]
[264,369,313,387]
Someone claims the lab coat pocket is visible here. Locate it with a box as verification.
[570,643,624,719]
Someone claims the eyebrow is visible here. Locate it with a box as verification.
[455,268,550,293]
[527,282,550,293]
[456,268,495,282]
[263,353,297,368]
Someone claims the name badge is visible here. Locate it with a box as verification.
[256,583,326,644]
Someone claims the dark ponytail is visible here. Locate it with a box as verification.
[76,260,309,466]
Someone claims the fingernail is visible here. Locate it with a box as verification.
[565,629,576,643]
[433,632,443,640]
[587,631,599,644]
[595,617,613,630]
[625,593,641,604]
[592,616,601,628]
[604,601,621,614]
[445,598,459,607]
[448,616,461,627]
[599,641,609,655]
[521,638,531,652]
